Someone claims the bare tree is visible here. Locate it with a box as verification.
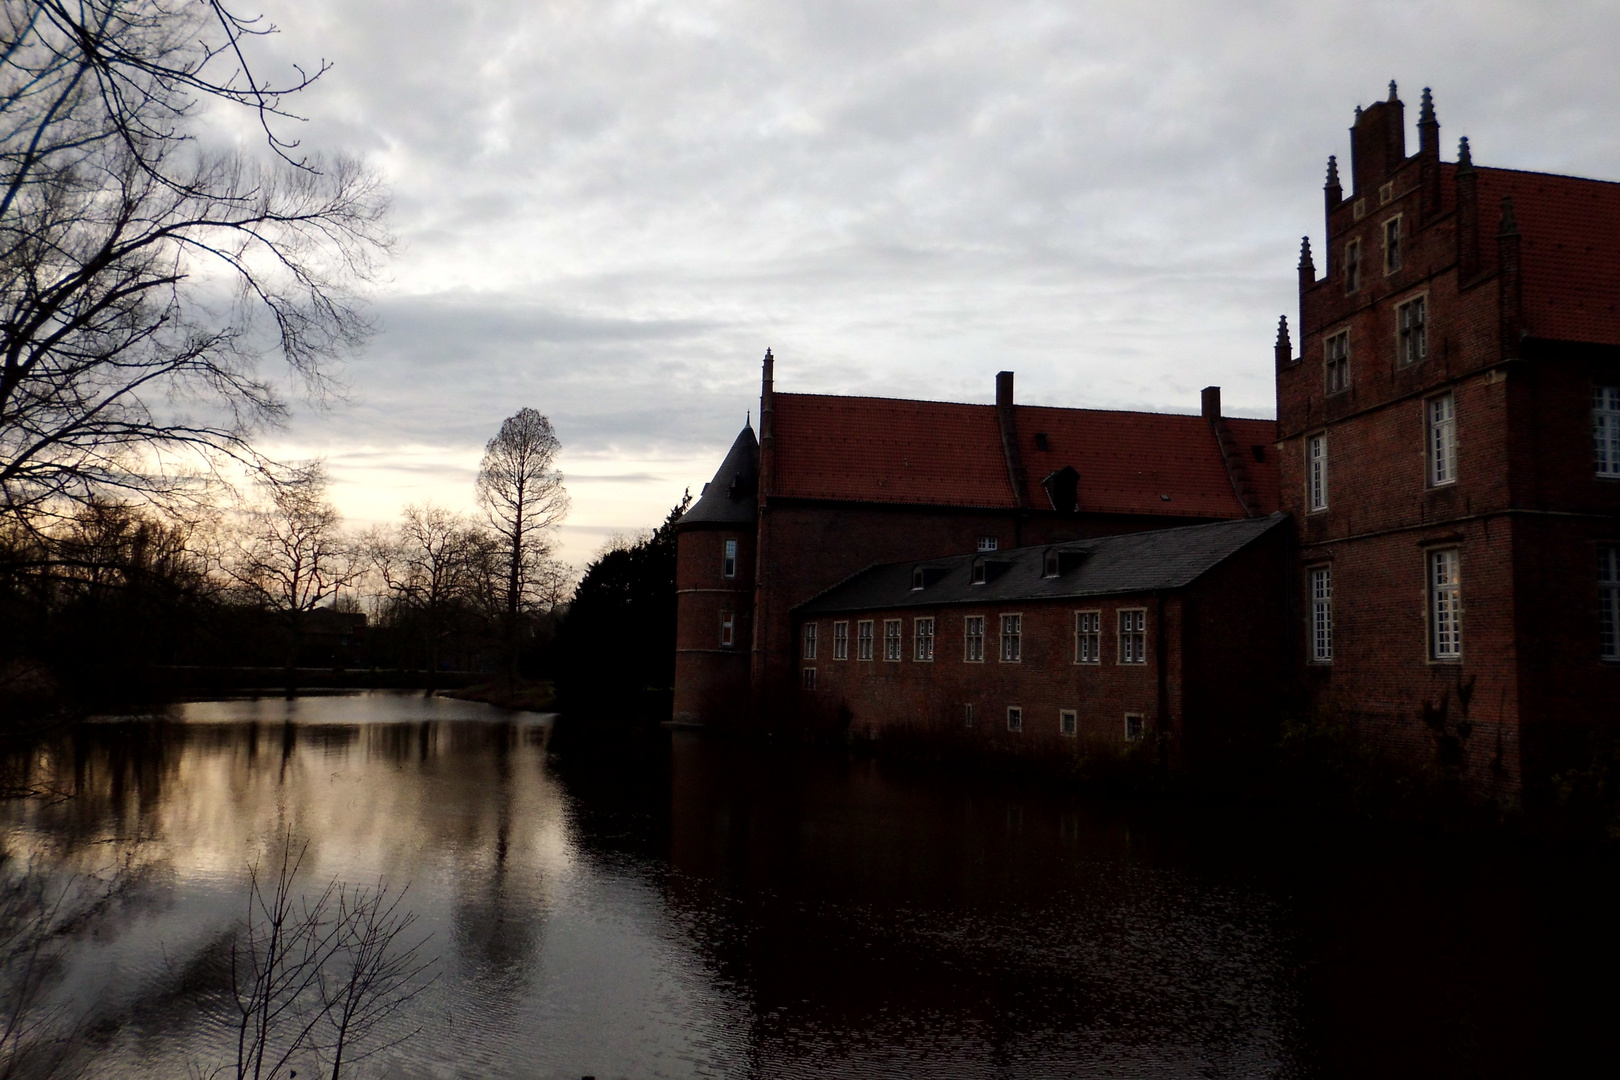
[475,409,568,678]
[0,0,390,528]
[368,503,484,681]
[224,842,431,1080]
[224,461,357,676]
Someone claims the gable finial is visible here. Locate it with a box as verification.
[1420,86,1435,123]
[1388,80,1399,101]
[1325,155,1340,186]
[1458,135,1472,168]
[1298,236,1313,267]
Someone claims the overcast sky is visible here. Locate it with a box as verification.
[238,0,1620,567]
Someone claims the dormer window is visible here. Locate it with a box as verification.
[1043,550,1060,578]
[1035,433,1050,451]
[912,568,925,590]
[972,559,987,585]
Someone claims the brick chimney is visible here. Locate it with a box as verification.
[995,371,1030,509]
[1350,82,1406,195]
[1202,386,1260,518]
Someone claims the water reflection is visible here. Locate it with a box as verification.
[0,692,1615,1079]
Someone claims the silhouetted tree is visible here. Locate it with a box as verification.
[0,0,390,528]
[475,409,568,680]
[554,493,688,714]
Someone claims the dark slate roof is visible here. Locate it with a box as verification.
[795,513,1288,615]
[679,424,759,526]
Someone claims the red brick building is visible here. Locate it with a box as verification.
[674,353,1278,728]
[793,515,1289,762]
[674,85,1620,802]
[1282,84,1620,803]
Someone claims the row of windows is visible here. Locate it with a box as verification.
[1308,546,1620,664]
[792,696,1146,742]
[1307,390,1459,511]
[1321,295,1428,394]
[802,611,1149,665]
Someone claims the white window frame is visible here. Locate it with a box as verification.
[1325,331,1349,394]
[857,619,874,661]
[1344,238,1362,294]
[1595,386,1620,477]
[722,538,737,578]
[1398,295,1428,365]
[1600,546,1619,661]
[1428,392,1457,487]
[1307,432,1328,512]
[1308,565,1333,663]
[999,613,1022,663]
[1059,709,1077,737]
[914,617,935,662]
[1124,713,1145,742]
[802,622,817,660]
[1118,609,1146,665]
[964,616,985,663]
[977,536,999,552]
[1075,610,1101,664]
[1006,706,1023,733]
[883,619,902,662]
[1383,215,1402,274]
[833,621,849,660]
[1429,549,1462,661]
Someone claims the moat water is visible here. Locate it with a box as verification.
[1,692,1615,1078]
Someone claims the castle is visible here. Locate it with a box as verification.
[672,86,1620,805]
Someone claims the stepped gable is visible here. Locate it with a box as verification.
[1475,167,1620,347]
[796,513,1289,614]
[769,391,1277,518]
[679,423,758,525]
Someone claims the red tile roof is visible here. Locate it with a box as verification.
[1476,166,1620,347]
[769,393,1278,518]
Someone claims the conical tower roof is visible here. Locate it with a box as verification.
[679,423,759,526]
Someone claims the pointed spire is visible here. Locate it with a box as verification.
[1457,135,1473,169]
[1277,315,1291,344]
[1275,315,1293,367]
[1498,195,1519,237]
[1298,236,1314,269]
[1388,80,1399,102]
[1420,86,1435,124]
[1325,155,1340,186]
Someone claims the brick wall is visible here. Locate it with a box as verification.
[674,525,755,724]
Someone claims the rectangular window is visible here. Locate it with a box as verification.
[1600,546,1619,661]
[1075,611,1101,663]
[1006,706,1023,733]
[801,667,816,690]
[1384,216,1402,273]
[999,614,1022,662]
[1309,565,1333,663]
[1428,392,1457,486]
[720,610,735,647]
[1118,609,1146,664]
[1307,432,1328,511]
[1059,709,1077,737]
[833,621,849,660]
[803,623,818,660]
[977,536,999,552]
[1430,549,1462,660]
[1595,386,1620,477]
[965,616,985,662]
[1325,332,1349,394]
[884,619,902,661]
[857,620,874,661]
[915,617,935,661]
[1344,239,1362,293]
[1398,296,1427,365]
[1124,714,1145,742]
[722,538,737,578]
[964,702,975,728]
